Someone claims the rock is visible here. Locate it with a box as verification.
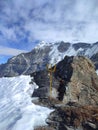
[34,126,55,130]
[85,122,97,129]
[31,56,98,130]
[31,56,98,106]
[65,56,98,105]
[31,68,59,100]
[72,42,91,50]
[46,105,98,130]
[57,41,70,52]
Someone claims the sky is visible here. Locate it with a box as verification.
[0,0,98,64]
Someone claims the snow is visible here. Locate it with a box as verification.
[34,41,98,66]
[96,70,98,75]
[0,75,52,130]
[85,44,98,57]
[21,54,30,74]
[48,42,98,66]
[49,43,77,65]
[35,41,49,49]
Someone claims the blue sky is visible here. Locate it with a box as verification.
[0,0,98,64]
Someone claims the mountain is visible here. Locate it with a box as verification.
[0,41,98,77]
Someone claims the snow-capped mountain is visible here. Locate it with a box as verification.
[0,41,98,77]
[0,75,52,130]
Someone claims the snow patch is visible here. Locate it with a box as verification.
[35,41,48,49]
[0,75,52,130]
[49,43,77,65]
[96,70,98,75]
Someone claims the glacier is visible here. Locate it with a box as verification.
[0,75,52,130]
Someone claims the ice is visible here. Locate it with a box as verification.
[0,75,52,130]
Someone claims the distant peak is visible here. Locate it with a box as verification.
[35,41,47,49]
[41,41,46,44]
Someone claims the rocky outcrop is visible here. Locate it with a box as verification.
[46,105,98,130]
[31,56,98,130]
[31,56,98,105]
[0,41,98,77]
[64,56,98,105]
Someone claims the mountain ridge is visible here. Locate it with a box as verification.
[0,41,98,77]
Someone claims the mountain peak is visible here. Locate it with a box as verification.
[35,41,47,49]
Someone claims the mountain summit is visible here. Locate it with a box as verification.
[0,41,98,77]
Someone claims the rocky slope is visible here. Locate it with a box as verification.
[31,56,98,130]
[0,41,98,77]
[46,105,98,130]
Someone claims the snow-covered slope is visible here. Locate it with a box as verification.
[0,75,52,130]
[49,43,78,65]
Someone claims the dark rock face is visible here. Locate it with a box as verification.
[72,42,91,50]
[31,70,50,98]
[93,41,98,46]
[54,56,73,82]
[31,69,59,99]
[57,41,70,52]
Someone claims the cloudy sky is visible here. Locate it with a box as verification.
[0,0,98,63]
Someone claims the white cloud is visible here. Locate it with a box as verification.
[0,0,98,63]
[0,0,98,46]
[0,46,27,56]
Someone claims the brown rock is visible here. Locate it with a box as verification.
[46,105,98,130]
